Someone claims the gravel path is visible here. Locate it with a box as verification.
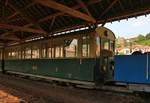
[0,88,24,103]
[0,73,147,103]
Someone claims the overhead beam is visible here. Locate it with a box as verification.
[129,0,133,9]
[0,36,20,41]
[140,0,143,6]
[106,0,116,14]
[0,42,5,46]
[7,2,150,44]
[0,23,43,42]
[0,23,34,39]
[77,0,92,16]
[49,16,55,30]
[8,2,47,37]
[6,41,19,46]
[100,0,119,18]
[97,7,150,24]
[38,0,102,23]
[0,32,9,38]
[0,24,47,34]
[118,0,124,11]
[17,24,85,43]
[7,1,36,20]
[2,4,5,19]
[5,0,8,5]
[36,0,96,23]
[7,12,19,20]
[101,19,107,27]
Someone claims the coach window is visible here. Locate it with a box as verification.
[51,48,55,58]
[55,46,63,58]
[32,47,40,59]
[18,50,21,59]
[110,40,115,51]
[55,47,60,58]
[96,37,100,56]
[82,36,89,57]
[101,39,109,50]
[25,47,31,59]
[65,39,78,57]
[14,50,18,59]
[8,51,12,59]
[22,49,25,59]
[12,51,17,59]
[48,47,52,58]
[41,44,46,58]
[16,50,19,59]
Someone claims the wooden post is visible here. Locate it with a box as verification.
[78,37,82,57]
[45,43,48,58]
[63,46,65,58]
[2,48,5,74]
[21,47,23,59]
[39,43,42,58]
[31,46,33,59]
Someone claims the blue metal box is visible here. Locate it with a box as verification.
[114,54,150,84]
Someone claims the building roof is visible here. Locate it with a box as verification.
[0,0,150,46]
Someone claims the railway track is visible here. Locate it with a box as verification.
[5,71,134,95]
[0,72,147,103]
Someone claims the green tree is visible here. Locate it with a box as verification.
[119,52,124,55]
[136,34,145,41]
[146,33,150,39]
[115,39,122,48]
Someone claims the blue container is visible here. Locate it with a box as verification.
[114,54,150,84]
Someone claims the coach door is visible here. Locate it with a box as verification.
[101,38,114,80]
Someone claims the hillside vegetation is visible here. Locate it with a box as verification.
[116,33,150,48]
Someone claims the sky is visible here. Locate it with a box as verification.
[104,14,150,39]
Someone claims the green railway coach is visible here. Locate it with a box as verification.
[1,27,115,86]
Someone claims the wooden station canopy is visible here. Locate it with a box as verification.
[0,0,150,46]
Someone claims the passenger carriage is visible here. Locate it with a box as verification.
[1,27,115,87]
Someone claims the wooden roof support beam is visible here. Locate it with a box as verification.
[5,0,101,42]
[8,2,47,37]
[140,0,143,6]
[6,41,19,46]
[129,0,133,9]
[0,23,44,42]
[100,0,119,18]
[7,1,36,20]
[0,42,5,46]
[118,0,124,11]
[101,19,107,27]
[0,23,34,38]
[36,0,96,23]
[5,0,8,5]
[97,7,150,24]
[38,0,102,23]
[20,24,85,41]
[77,0,92,16]
[0,24,47,34]
[7,12,19,19]
[49,16,55,30]
[0,32,9,38]
[2,5,5,19]
[106,0,116,15]
[88,0,102,5]
[0,36,20,41]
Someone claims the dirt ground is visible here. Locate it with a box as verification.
[0,89,24,103]
[0,73,148,103]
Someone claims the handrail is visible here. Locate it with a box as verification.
[147,53,149,80]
